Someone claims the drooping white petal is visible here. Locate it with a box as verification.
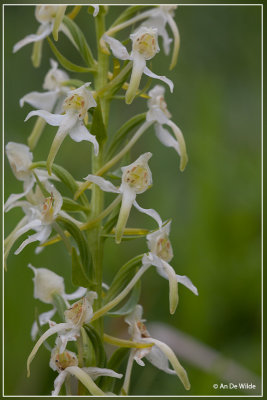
[133,200,162,227]
[4,177,34,212]
[5,142,33,181]
[27,322,73,377]
[20,90,59,112]
[145,344,176,374]
[64,286,87,301]
[14,224,51,255]
[102,34,130,60]
[31,308,57,340]
[144,337,190,390]
[52,370,68,396]
[83,174,120,194]
[143,66,174,92]
[146,107,169,125]
[25,109,66,126]
[13,23,53,53]
[166,120,188,171]
[125,52,146,104]
[155,123,181,154]
[92,5,99,17]
[115,185,136,244]
[69,121,99,155]
[175,275,198,296]
[82,367,123,380]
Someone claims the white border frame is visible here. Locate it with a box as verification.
[2,3,263,398]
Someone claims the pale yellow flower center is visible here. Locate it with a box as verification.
[123,165,150,192]
[41,194,55,223]
[63,94,87,119]
[133,33,158,59]
[156,237,173,262]
[54,351,78,371]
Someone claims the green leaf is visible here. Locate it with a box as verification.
[63,16,96,67]
[90,99,107,146]
[47,37,93,73]
[72,247,93,288]
[83,325,107,368]
[102,202,121,235]
[107,280,141,317]
[104,255,143,304]
[57,216,90,268]
[106,113,146,159]
[32,172,50,197]
[110,6,150,28]
[62,197,90,213]
[100,347,129,393]
[80,326,96,366]
[52,293,67,321]
[61,79,85,88]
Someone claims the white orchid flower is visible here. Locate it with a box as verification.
[122,305,190,392]
[4,182,65,265]
[147,85,188,171]
[27,292,97,377]
[140,6,180,70]
[49,346,122,396]
[25,83,98,174]
[102,26,173,104]
[20,59,69,114]
[4,142,56,211]
[28,265,87,340]
[13,6,67,67]
[84,153,162,244]
[142,221,198,314]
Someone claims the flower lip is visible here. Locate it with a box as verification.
[131,26,159,60]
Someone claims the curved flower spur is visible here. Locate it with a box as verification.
[24,83,98,175]
[122,305,190,394]
[102,26,173,104]
[84,152,162,244]
[147,85,188,171]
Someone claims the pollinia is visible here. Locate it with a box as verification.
[5,5,198,396]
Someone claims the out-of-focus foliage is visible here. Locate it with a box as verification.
[4,5,261,395]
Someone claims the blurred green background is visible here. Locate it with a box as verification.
[4,5,261,396]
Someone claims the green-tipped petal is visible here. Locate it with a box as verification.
[167,120,188,171]
[125,53,146,104]
[65,366,105,395]
[115,187,136,243]
[53,6,67,41]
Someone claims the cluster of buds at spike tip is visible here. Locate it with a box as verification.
[84,153,162,244]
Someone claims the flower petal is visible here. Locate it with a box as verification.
[133,200,162,227]
[125,52,146,104]
[144,66,174,92]
[13,24,52,53]
[4,177,34,212]
[25,109,66,126]
[83,175,119,193]
[52,370,68,396]
[166,120,188,171]
[82,367,123,380]
[69,122,99,155]
[176,275,198,296]
[20,90,59,112]
[64,286,87,301]
[115,185,136,244]
[145,344,176,374]
[27,322,73,377]
[31,308,57,341]
[14,225,51,255]
[102,34,130,60]
[65,366,105,395]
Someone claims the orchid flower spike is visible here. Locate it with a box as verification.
[142,221,198,314]
[27,292,97,377]
[84,153,162,244]
[141,6,180,70]
[28,264,87,340]
[102,26,173,104]
[24,83,98,175]
[147,85,188,171]
[49,346,122,396]
[123,305,190,392]
[13,6,67,67]
[20,59,70,114]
